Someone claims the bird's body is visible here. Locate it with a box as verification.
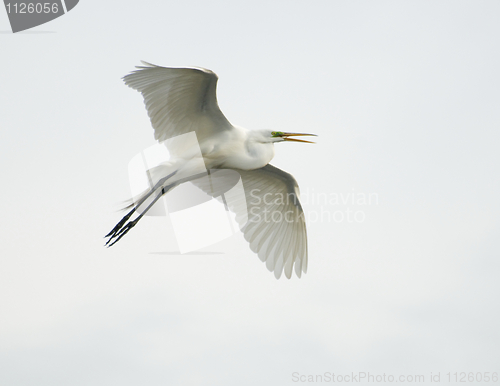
[106,62,316,279]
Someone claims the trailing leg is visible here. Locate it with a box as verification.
[104,170,177,246]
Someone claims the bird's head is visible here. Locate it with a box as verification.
[260,130,317,144]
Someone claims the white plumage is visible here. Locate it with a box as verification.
[106,62,316,279]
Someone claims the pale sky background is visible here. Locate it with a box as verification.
[1,1,499,385]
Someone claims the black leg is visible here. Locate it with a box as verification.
[104,170,178,246]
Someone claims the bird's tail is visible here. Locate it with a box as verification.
[120,199,135,211]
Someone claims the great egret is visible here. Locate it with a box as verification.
[105,62,316,279]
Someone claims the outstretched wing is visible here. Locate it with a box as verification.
[190,164,308,279]
[123,62,233,143]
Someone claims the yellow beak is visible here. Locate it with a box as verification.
[282,132,317,143]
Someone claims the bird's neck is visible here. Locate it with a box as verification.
[244,138,275,169]
[210,129,276,170]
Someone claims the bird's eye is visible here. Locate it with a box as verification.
[272,131,283,137]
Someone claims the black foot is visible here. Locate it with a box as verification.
[105,217,140,247]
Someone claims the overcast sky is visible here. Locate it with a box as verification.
[1,1,499,385]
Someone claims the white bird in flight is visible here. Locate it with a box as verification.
[105,62,316,279]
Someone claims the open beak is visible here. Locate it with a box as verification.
[282,132,317,143]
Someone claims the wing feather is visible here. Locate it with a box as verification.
[190,164,308,279]
[123,62,233,143]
